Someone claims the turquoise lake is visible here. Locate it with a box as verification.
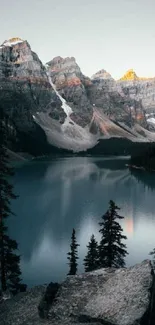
[9,156,155,287]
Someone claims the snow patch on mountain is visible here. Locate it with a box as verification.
[147,117,155,124]
[0,38,24,48]
[32,70,98,152]
[46,71,72,117]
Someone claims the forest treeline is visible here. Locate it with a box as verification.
[130,144,155,171]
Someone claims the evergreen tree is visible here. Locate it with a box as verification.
[0,112,22,294]
[84,234,99,272]
[149,248,155,269]
[98,200,128,268]
[67,228,79,275]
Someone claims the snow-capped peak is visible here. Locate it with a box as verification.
[1,37,24,47]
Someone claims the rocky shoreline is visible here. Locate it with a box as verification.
[0,260,155,325]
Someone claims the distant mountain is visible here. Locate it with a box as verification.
[0,37,155,155]
[0,38,65,125]
[119,69,140,81]
[117,70,155,131]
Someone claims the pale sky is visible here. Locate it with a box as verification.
[0,0,155,79]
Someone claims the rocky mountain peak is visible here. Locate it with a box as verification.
[119,69,155,82]
[120,69,139,81]
[8,37,23,43]
[0,37,33,65]
[91,69,113,80]
[1,37,24,47]
[46,56,84,90]
[47,56,78,73]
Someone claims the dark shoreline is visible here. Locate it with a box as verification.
[126,164,155,172]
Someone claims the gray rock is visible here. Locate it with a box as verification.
[49,260,153,325]
[47,56,93,127]
[47,58,148,134]
[0,39,65,133]
[117,79,155,113]
[117,78,155,131]
[91,69,114,81]
[0,260,154,325]
[38,282,60,319]
[0,285,46,325]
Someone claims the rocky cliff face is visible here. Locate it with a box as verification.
[118,71,155,111]
[0,260,154,325]
[117,69,155,130]
[47,57,155,145]
[48,58,155,141]
[46,56,93,127]
[0,38,65,134]
[89,70,146,127]
[0,39,97,152]
[47,60,147,132]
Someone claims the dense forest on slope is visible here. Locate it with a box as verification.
[130,144,155,170]
[87,138,154,156]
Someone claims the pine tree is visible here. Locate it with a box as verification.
[149,248,155,270]
[84,234,99,272]
[67,228,80,275]
[98,200,128,268]
[0,112,22,294]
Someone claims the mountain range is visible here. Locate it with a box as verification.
[0,37,155,155]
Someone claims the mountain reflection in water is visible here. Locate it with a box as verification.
[9,157,155,287]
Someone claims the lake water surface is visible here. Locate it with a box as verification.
[9,156,155,287]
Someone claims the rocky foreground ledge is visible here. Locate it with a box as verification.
[0,260,155,325]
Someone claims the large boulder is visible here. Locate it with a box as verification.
[0,260,154,325]
[48,259,154,325]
